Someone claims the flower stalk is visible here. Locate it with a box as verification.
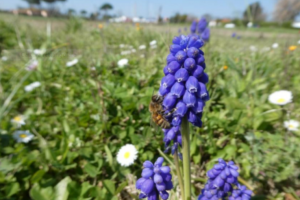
[182,117,191,200]
[173,149,185,200]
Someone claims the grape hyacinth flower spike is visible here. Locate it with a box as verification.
[136,157,173,200]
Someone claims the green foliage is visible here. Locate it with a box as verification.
[0,20,17,53]
[0,14,300,200]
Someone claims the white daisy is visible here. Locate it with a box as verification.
[66,59,78,67]
[33,49,45,55]
[268,90,293,105]
[149,40,157,46]
[284,120,299,131]
[11,115,26,127]
[116,144,138,167]
[272,43,279,49]
[24,81,41,92]
[13,130,34,143]
[117,58,128,68]
[298,40,300,44]
[139,45,146,50]
[26,60,38,71]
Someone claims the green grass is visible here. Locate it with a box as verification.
[0,14,300,200]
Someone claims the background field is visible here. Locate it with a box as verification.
[1,13,300,200]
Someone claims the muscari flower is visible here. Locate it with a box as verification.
[136,157,173,200]
[13,130,34,143]
[201,28,210,42]
[116,144,138,167]
[157,34,209,154]
[284,120,299,131]
[198,159,252,200]
[198,17,207,34]
[190,20,197,33]
[268,90,292,105]
[11,115,26,127]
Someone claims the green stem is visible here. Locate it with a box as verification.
[182,117,191,200]
[174,150,185,200]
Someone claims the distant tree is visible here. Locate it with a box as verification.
[80,10,87,17]
[42,0,66,6]
[90,12,99,20]
[100,3,113,19]
[243,2,266,23]
[23,0,41,8]
[169,13,188,23]
[68,8,75,16]
[273,0,300,22]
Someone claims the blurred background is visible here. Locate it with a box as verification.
[0,0,300,200]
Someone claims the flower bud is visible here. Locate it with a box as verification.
[161,74,175,89]
[187,47,199,58]
[192,65,204,78]
[172,116,182,126]
[170,44,181,55]
[186,76,199,93]
[162,94,177,110]
[142,168,154,178]
[175,51,187,64]
[175,68,189,82]
[167,61,180,74]
[184,58,196,71]
[166,53,176,64]
[170,82,185,98]
[154,174,163,184]
[174,101,187,117]
[183,90,196,107]
[143,161,154,168]
[154,157,164,166]
[141,179,155,194]
[192,98,205,113]
[198,72,209,84]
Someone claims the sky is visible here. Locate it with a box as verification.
[1,0,279,19]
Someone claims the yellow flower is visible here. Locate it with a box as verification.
[98,24,103,29]
[223,66,228,70]
[289,45,297,51]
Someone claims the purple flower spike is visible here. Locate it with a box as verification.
[163,94,177,110]
[166,54,176,64]
[183,90,197,107]
[192,65,204,78]
[172,36,181,45]
[186,76,199,93]
[184,58,196,71]
[187,47,199,59]
[198,17,207,33]
[175,51,187,64]
[228,184,252,200]
[161,74,175,89]
[174,101,187,117]
[190,20,197,33]
[201,28,210,42]
[170,82,185,98]
[175,68,189,83]
[167,61,181,74]
[170,44,182,55]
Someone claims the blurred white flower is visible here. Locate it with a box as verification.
[116,144,138,167]
[284,120,299,131]
[139,45,146,50]
[119,44,125,48]
[117,58,128,68]
[26,60,38,71]
[298,40,300,44]
[249,46,257,52]
[1,56,8,61]
[33,49,45,55]
[121,50,131,55]
[66,59,78,67]
[24,81,41,92]
[131,49,136,53]
[272,43,279,49]
[11,115,26,127]
[140,54,145,58]
[149,40,157,46]
[91,67,96,71]
[261,47,271,52]
[268,90,292,105]
[13,130,34,143]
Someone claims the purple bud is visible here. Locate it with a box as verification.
[139,193,147,199]
[193,98,205,113]
[183,90,197,107]
[179,35,189,49]
[161,74,175,89]
[136,177,147,189]
[177,134,182,146]
[148,190,158,200]
[188,36,204,49]
[161,172,172,182]
[171,143,178,155]
[187,110,198,123]
[156,182,166,191]
[175,50,187,64]
[187,47,199,58]
[154,166,161,174]
[167,61,181,74]
[190,20,197,33]
[143,161,153,168]
[159,86,170,96]
[198,72,209,84]
[142,168,154,178]
[197,55,205,64]
[170,82,185,98]
[155,157,164,166]
[175,68,189,82]
[141,179,154,194]
[172,116,182,126]
[197,82,209,100]
[207,170,217,179]
[165,181,173,190]
[163,65,169,76]
[186,76,199,93]
[160,191,169,200]
[230,169,239,177]
[154,174,163,184]
[166,53,176,64]
[172,36,181,45]
[198,17,207,33]
[184,58,196,71]
[192,65,204,78]
[162,94,177,110]
[174,101,187,117]
[170,44,181,55]
[214,176,225,187]
[160,166,170,173]
[226,175,236,184]
[166,128,176,140]
[201,28,210,42]
[224,183,232,193]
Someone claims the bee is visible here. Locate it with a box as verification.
[149,94,172,129]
